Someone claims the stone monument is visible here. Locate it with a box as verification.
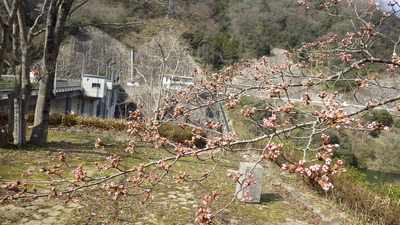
[236,162,264,203]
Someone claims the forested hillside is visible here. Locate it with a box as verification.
[70,0,400,69]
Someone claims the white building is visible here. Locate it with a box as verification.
[162,75,194,90]
[78,74,116,118]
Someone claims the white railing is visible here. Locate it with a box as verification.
[0,79,82,99]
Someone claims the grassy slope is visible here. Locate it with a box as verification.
[0,129,361,224]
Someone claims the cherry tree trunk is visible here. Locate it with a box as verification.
[30,0,74,145]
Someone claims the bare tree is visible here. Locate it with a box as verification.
[7,0,49,146]
[131,28,196,118]
[30,0,87,146]
[0,0,87,146]
[0,0,18,75]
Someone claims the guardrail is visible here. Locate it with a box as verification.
[0,83,14,90]
[0,79,82,100]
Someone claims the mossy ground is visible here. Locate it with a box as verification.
[0,129,359,224]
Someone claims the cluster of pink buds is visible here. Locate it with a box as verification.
[355,79,368,88]
[157,159,173,171]
[40,163,64,175]
[202,191,218,205]
[269,102,295,114]
[340,32,359,46]
[298,0,311,9]
[127,120,141,135]
[103,182,127,200]
[1,181,29,200]
[355,73,378,89]
[140,189,156,205]
[261,143,284,160]
[94,154,123,171]
[71,165,87,182]
[129,109,142,119]
[207,133,235,148]
[281,134,346,191]
[127,109,143,135]
[318,92,328,99]
[172,105,185,118]
[195,191,219,224]
[59,152,66,162]
[21,169,33,177]
[127,172,143,184]
[366,121,390,132]
[195,207,212,225]
[320,2,334,9]
[205,121,223,130]
[315,99,354,130]
[107,154,123,167]
[302,93,312,105]
[125,139,135,153]
[48,186,63,199]
[242,174,257,188]
[265,84,286,98]
[63,193,79,204]
[360,22,379,36]
[263,114,289,130]
[173,171,187,183]
[225,99,239,109]
[394,103,400,111]
[143,172,159,184]
[174,144,192,156]
[240,105,256,117]
[227,171,243,181]
[241,190,252,202]
[2,181,21,192]
[365,99,379,109]
[339,52,355,62]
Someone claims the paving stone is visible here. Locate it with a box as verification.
[47,209,61,217]
[276,219,309,225]
[23,219,42,225]
[289,190,314,208]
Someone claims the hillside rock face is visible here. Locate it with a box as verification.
[57,26,131,81]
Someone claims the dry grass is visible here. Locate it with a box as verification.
[330,174,400,225]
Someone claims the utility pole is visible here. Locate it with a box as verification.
[131,49,134,81]
[76,52,85,78]
[93,59,100,75]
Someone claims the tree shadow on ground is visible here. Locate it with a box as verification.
[260,193,285,203]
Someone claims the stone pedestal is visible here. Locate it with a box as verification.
[236,162,264,203]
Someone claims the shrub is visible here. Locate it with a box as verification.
[364,109,394,137]
[49,113,64,125]
[74,116,126,131]
[158,123,207,148]
[365,109,394,127]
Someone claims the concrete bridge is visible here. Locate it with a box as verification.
[0,75,118,119]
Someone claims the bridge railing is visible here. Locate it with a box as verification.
[0,83,14,90]
[0,79,83,99]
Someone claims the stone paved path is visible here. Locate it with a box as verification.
[0,197,79,224]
